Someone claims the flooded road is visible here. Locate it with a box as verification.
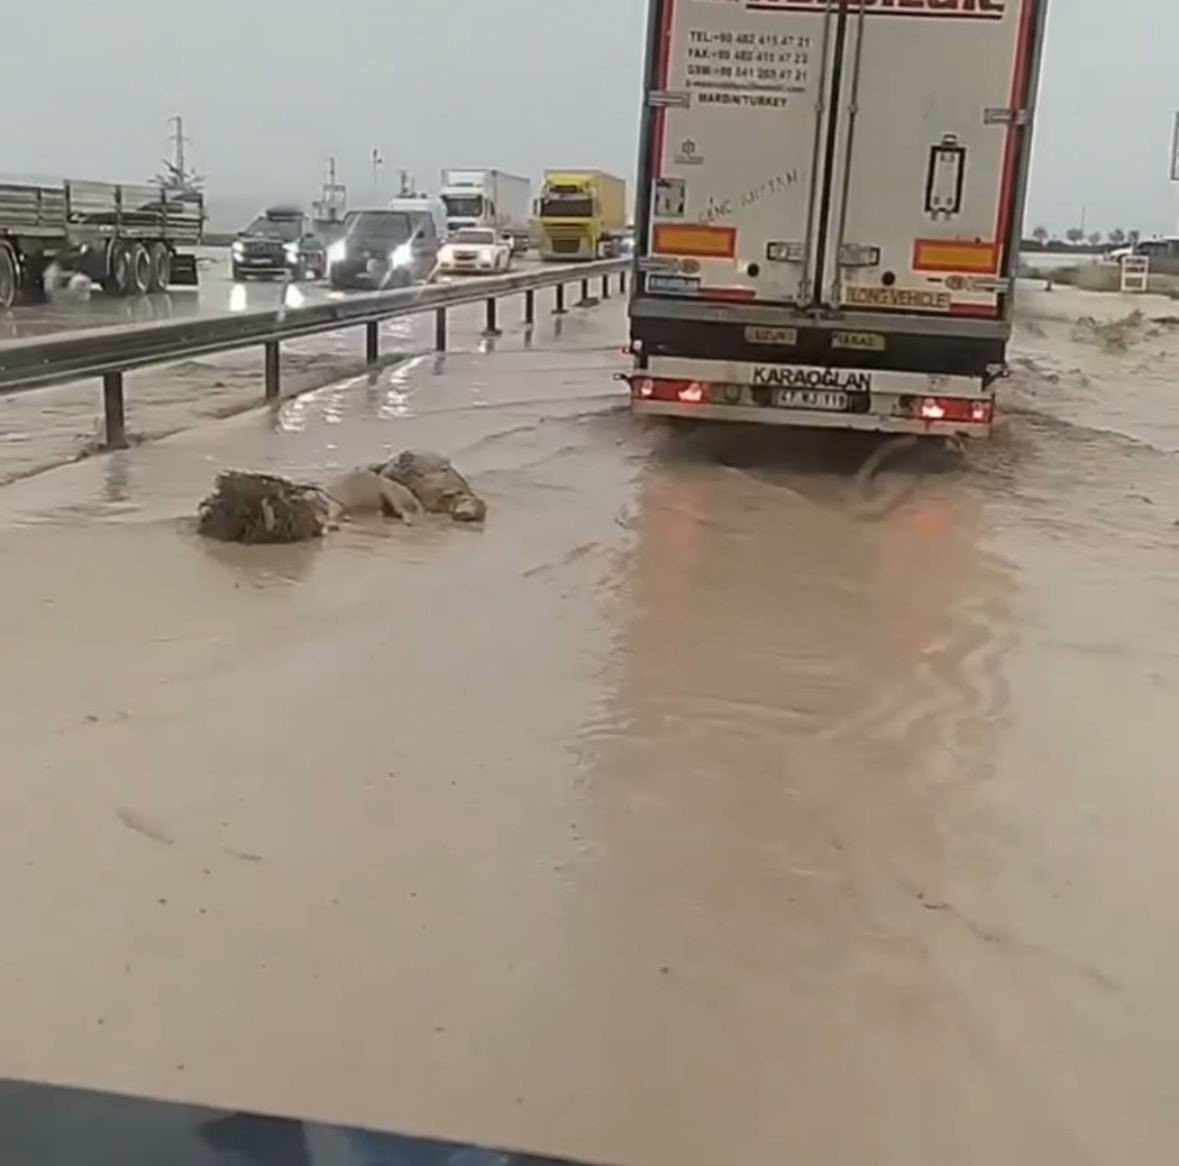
[0,286,1177,1165]
[0,248,322,341]
[0,247,553,342]
[0,270,561,485]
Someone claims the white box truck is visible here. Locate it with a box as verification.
[627,0,1049,438]
[439,169,532,252]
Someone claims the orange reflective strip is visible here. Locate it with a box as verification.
[653,224,737,258]
[912,239,1000,274]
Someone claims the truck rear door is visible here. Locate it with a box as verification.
[638,0,1042,318]
[640,0,828,305]
[824,0,1039,321]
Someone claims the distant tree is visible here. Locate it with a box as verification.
[1032,225,1050,245]
[1088,231,1104,247]
[1128,229,1141,246]
[1065,227,1085,245]
[1108,228,1127,246]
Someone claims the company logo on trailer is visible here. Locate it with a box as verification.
[751,366,872,392]
[744,0,1006,18]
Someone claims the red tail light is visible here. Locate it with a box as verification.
[915,397,992,425]
[630,378,707,404]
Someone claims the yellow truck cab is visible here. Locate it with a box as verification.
[537,170,627,262]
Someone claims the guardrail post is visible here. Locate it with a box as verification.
[601,274,610,300]
[365,321,379,365]
[102,371,127,450]
[524,289,535,326]
[435,307,447,351]
[264,341,280,401]
[484,296,500,337]
[620,269,628,295]
[580,278,591,304]
[554,283,566,315]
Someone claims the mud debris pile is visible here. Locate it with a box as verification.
[198,472,329,544]
[198,451,486,544]
[1070,311,1179,353]
[1071,311,1145,353]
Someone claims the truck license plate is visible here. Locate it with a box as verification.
[774,388,848,411]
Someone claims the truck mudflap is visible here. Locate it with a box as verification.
[170,252,199,286]
[625,359,996,437]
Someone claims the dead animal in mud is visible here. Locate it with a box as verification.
[372,449,488,523]
[321,469,424,525]
[198,471,330,544]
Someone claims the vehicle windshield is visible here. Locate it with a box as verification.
[242,216,301,241]
[540,194,594,219]
[451,229,496,245]
[442,194,484,219]
[343,210,413,245]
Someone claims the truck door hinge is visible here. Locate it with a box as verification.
[984,107,1029,127]
[648,90,690,110]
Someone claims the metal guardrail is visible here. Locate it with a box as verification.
[0,259,628,449]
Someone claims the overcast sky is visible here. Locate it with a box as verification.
[6,0,1176,234]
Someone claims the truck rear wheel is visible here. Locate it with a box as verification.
[147,242,171,292]
[103,242,133,295]
[127,244,151,295]
[0,244,17,309]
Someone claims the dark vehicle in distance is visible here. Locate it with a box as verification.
[326,208,440,290]
[231,205,326,281]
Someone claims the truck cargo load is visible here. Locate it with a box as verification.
[537,170,628,262]
[626,0,1049,437]
[0,178,204,309]
[439,170,532,252]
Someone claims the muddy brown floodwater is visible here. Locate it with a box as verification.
[0,285,1177,1166]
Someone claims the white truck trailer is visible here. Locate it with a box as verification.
[627,0,1049,438]
[439,169,532,251]
[0,178,203,309]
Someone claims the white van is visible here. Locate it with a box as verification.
[388,195,449,244]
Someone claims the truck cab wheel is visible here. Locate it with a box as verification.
[147,242,171,292]
[0,244,18,310]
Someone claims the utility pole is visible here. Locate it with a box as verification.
[155,115,203,202]
[1170,112,1179,235]
[313,156,347,225]
[169,116,187,181]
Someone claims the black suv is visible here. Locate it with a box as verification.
[231,205,327,281]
